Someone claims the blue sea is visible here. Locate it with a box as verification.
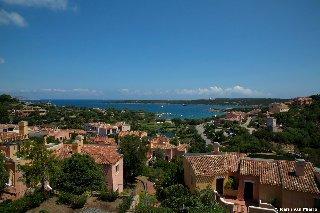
[35,100,238,119]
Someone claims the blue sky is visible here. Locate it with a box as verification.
[0,0,319,99]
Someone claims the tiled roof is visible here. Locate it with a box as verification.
[0,132,27,142]
[0,124,18,129]
[240,158,281,186]
[150,136,176,150]
[278,161,319,194]
[240,159,319,193]
[186,153,242,177]
[176,143,190,152]
[55,144,122,165]
[186,154,320,194]
[118,131,147,138]
[88,136,117,146]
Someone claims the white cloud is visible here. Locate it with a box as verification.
[0,9,27,27]
[176,85,265,97]
[118,85,266,98]
[175,86,224,96]
[0,57,5,64]
[119,88,129,93]
[40,88,103,95]
[41,88,66,92]
[2,0,68,10]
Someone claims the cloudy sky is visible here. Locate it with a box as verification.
[0,0,319,99]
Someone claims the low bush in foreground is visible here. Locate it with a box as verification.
[70,194,87,209]
[99,189,118,202]
[119,195,133,213]
[57,192,87,209]
[0,190,47,213]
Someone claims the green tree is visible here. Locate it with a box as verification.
[119,135,148,183]
[17,138,57,192]
[153,148,165,160]
[0,153,9,194]
[58,154,105,195]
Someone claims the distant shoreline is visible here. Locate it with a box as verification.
[31,98,289,106]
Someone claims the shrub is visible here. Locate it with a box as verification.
[135,206,174,213]
[118,195,133,213]
[27,190,47,208]
[99,189,118,202]
[56,192,73,205]
[0,190,47,213]
[56,192,87,209]
[137,192,157,209]
[70,194,87,209]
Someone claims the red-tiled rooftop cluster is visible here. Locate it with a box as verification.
[240,158,281,186]
[88,136,117,146]
[186,154,320,194]
[55,144,122,165]
[118,131,147,138]
[187,153,242,176]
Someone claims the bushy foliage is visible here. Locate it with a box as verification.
[57,192,73,205]
[204,123,226,142]
[0,190,47,213]
[226,132,272,153]
[0,94,21,123]
[119,135,148,183]
[156,185,225,212]
[99,189,119,202]
[57,192,87,209]
[118,195,133,213]
[250,99,320,166]
[0,153,8,194]
[70,194,87,209]
[57,154,105,195]
[175,125,211,153]
[144,157,184,188]
[17,138,58,191]
[135,192,174,213]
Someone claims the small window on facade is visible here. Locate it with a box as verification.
[116,164,119,172]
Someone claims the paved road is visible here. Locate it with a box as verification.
[240,117,256,134]
[195,123,213,145]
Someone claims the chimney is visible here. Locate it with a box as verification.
[72,135,84,154]
[18,121,28,137]
[295,159,307,176]
[213,142,221,154]
[75,135,84,144]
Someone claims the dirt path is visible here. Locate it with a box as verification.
[28,196,122,213]
[195,123,212,145]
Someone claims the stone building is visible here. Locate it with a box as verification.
[183,145,320,210]
[53,136,124,192]
[148,135,189,161]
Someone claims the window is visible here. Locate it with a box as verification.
[225,176,238,190]
[115,164,119,173]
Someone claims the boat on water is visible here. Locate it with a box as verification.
[182,104,187,106]
[209,108,220,112]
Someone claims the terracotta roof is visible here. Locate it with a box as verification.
[0,132,27,142]
[88,136,117,146]
[0,124,18,129]
[278,160,319,194]
[150,136,177,150]
[176,143,190,152]
[186,153,242,177]
[118,131,147,138]
[186,154,320,194]
[86,122,126,130]
[55,144,122,165]
[240,158,281,186]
